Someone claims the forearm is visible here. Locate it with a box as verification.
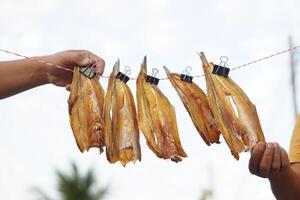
[0,57,49,99]
[0,50,105,99]
[269,167,300,200]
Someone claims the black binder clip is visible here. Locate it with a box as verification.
[116,66,131,83]
[180,66,193,83]
[146,68,160,85]
[212,56,230,78]
[79,64,96,79]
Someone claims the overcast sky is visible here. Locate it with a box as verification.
[0,0,300,200]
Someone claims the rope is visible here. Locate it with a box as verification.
[231,45,300,71]
[0,45,299,80]
[0,49,73,72]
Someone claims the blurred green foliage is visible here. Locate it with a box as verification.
[200,188,213,200]
[32,162,108,200]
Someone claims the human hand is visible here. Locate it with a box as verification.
[42,50,105,90]
[249,142,290,180]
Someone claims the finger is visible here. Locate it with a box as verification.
[76,51,105,77]
[88,53,105,76]
[91,53,105,66]
[280,147,290,173]
[250,143,258,154]
[94,58,105,76]
[65,84,71,91]
[79,57,93,66]
[75,50,93,67]
[259,143,274,176]
[90,62,105,79]
[249,142,266,174]
[271,143,281,175]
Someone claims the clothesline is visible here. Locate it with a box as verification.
[0,45,300,80]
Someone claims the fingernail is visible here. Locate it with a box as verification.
[267,143,272,148]
[82,57,91,65]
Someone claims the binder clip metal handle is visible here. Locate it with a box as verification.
[79,63,97,79]
[212,56,230,78]
[146,68,160,85]
[116,66,131,83]
[180,66,193,83]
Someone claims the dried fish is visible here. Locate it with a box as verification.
[164,66,220,145]
[68,67,105,153]
[199,52,265,159]
[104,60,141,166]
[137,57,187,162]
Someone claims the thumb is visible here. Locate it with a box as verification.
[77,57,92,67]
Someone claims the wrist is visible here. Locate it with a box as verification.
[31,56,50,85]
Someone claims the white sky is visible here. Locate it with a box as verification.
[0,0,300,200]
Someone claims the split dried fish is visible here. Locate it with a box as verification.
[136,57,187,162]
[164,66,221,145]
[104,60,141,166]
[199,52,265,159]
[68,67,105,153]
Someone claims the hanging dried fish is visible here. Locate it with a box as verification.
[136,57,187,162]
[199,52,265,159]
[104,60,141,166]
[163,66,221,145]
[68,67,105,153]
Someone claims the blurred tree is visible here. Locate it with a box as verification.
[32,162,108,200]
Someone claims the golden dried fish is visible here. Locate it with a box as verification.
[199,52,265,159]
[68,67,105,153]
[104,60,141,166]
[136,57,187,162]
[163,66,220,145]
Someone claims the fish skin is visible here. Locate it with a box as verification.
[104,60,141,166]
[163,66,221,145]
[137,57,187,162]
[199,52,265,159]
[68,67,105,153]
